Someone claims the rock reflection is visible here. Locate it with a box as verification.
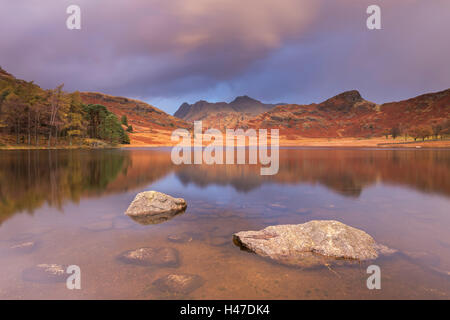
[127,210,186,225]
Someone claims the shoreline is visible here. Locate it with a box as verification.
[2,138,449,150]
[0,145,120,151]
[121,137,450,149]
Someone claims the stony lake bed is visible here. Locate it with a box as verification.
[0,148,449,299]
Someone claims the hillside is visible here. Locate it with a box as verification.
[174,95,283,129]
[80,92,188,130]
[79,92,190,145]
[245,90,450,139]
[0,67,190,147]
[0,68,132,146]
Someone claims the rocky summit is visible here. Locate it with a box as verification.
[233,220,395,268]
[125,191,187,225]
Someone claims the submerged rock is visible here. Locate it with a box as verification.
[208,236,230,247]
[9,241,38,254]
[118,247,180,267]
[84,220,113,231]
[113,217,135,230]
[22,264,67,283]
[153,273,204,294]
[125,191,187,225]
[167,233,193,243]
[167,232,204,243]
[233,220,395,268]
[402,250,450,278]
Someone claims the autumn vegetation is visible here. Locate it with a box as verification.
[0,67,129,147]
[1,67,448,148]
[381,121,450,142]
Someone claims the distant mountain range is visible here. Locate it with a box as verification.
[174,96,286,129]
[174,89,449,138]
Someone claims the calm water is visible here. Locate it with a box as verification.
[0,148,449,299]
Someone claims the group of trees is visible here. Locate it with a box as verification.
[121,115,133,133]
[383,120,450,141]
[0,77,130,146]
[84,104,130,144]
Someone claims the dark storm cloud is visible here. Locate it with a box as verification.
[1,0,449,114]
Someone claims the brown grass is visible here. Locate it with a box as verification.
[122,132,450,148]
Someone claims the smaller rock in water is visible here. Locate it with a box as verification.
[233,220,395,268]
[208,236,229,247]
[10,241,38,254]
[167,233,193,243]
[125,191,187,225]
[153,273,204,295]
[22,264,67,283]
[118,247,180,267]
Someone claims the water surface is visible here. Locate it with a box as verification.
[0,148,449,299]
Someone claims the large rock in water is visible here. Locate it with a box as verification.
[233,220,395,268]
[125,191,187,225]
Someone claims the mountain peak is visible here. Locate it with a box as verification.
[230,95,260,104]
[317,90,373,113]
[173,95,277,124]
[332,90,363,102]
[174,102,192,119]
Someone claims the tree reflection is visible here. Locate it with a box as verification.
[1,148,449,224]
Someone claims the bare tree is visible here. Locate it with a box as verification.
[48,85,64,146]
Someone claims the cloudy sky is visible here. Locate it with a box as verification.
[1,0,449,114]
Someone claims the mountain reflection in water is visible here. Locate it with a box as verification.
[0,148,449,224]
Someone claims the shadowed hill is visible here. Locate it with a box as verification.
[174,95,283,129]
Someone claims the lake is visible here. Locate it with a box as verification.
[0,148,449,299]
